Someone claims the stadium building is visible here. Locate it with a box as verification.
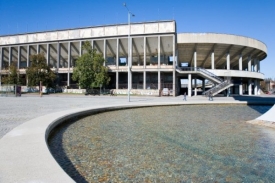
[0,20,267,96]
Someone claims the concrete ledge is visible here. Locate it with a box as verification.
[247,104,275,129]
[0,99,274,182]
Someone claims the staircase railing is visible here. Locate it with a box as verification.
[176,66,223,83]
[203,80,233,96]
[197,67,223,82]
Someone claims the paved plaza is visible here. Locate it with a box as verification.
[1,93,275,139]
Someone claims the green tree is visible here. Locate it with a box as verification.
[72,41,110,89]
[2,62,21,85]
[26,53,56,88]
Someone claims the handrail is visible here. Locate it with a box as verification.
[176,66,223,82]
[202,80,232,96]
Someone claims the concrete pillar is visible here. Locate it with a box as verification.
[57,43,60,69]
[116,72,119,89]
[158,36,160,67]
[202,79,205,93]
[158,71,161,90]
[248,55,251,71]
[144,37,146,68]
[254,58,258,72]
[211,51,215,69]
[239,54,242,71]
[143,71,146,89]
[27,45,30,67]
[46,44,50,65]
[172,34,176,96]
[194,77,197,96]
[227,52,230,70]
[103,39,106,66]
[116,38,119,68]
[254,80,258,95]
[37,44,40,54]
[67,42,71,87]
[9,47,11,66]
[0,47,2,71]
[194,50,197,70]
[258,60,260,72]
[18,46,21,69]
[239,84,243,95]
[129,37,132,89]
[79,41,82,57]
[188,74,192,97]
[248,79,252,95]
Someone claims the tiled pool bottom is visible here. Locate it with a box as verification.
[48,105,275,182]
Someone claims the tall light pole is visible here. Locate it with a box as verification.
[123,3,134,102]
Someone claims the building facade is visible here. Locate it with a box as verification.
[0,20,267,96]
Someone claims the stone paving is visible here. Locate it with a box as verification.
[1,93,275,139]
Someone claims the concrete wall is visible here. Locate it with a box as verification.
[0,21,175,45]
[177,33,267,54]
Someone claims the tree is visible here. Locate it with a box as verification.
[72,41,110,89]
[26,53,56,88]
[1,61,21,85]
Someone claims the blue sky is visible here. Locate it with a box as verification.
[0,0,274,78]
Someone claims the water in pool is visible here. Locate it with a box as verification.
[48,105,275,182]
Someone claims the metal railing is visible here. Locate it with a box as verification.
[176,66,223,83]
[202,80,233,96]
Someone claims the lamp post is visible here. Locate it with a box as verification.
[123,3,134,102]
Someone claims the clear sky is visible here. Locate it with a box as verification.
[0,0,274,79]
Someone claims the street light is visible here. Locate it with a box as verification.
[123,3,134,102]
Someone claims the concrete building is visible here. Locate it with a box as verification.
[0,20,267,96]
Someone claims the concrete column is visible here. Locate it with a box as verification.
[202,79,205,93]
[18,46,21,69]
[158,71,161,90]
[9,47,11,66]
[172,35,176,96]
[67,42,71,87]
[46,44,50,66]
[211,51,215,69]
[194,50,197,70]
[37,44,40,54]
[143,71,146,89]
[227,52,230,70]
[248,79,252,95]
[239,54,242,71]
[258,60,260,72]
[27,45,30,67]
[248,55,251,71]
[57,43,60,69]
[188,74,192,97]
[254,58,258,72]
[79,41,82,57]
[129,37,132,89]
[0,47,2,71]
[239,83,243,95]
[116,72,119,89]
[144,37,146,68]
[194,77,197,96]
[103,39,106,66]
[254,80,258,95]
[258,81,260,95]
[116,38,119,68]
[158,36,160,68]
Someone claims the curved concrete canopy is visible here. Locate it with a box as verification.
[177,33,267,69]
